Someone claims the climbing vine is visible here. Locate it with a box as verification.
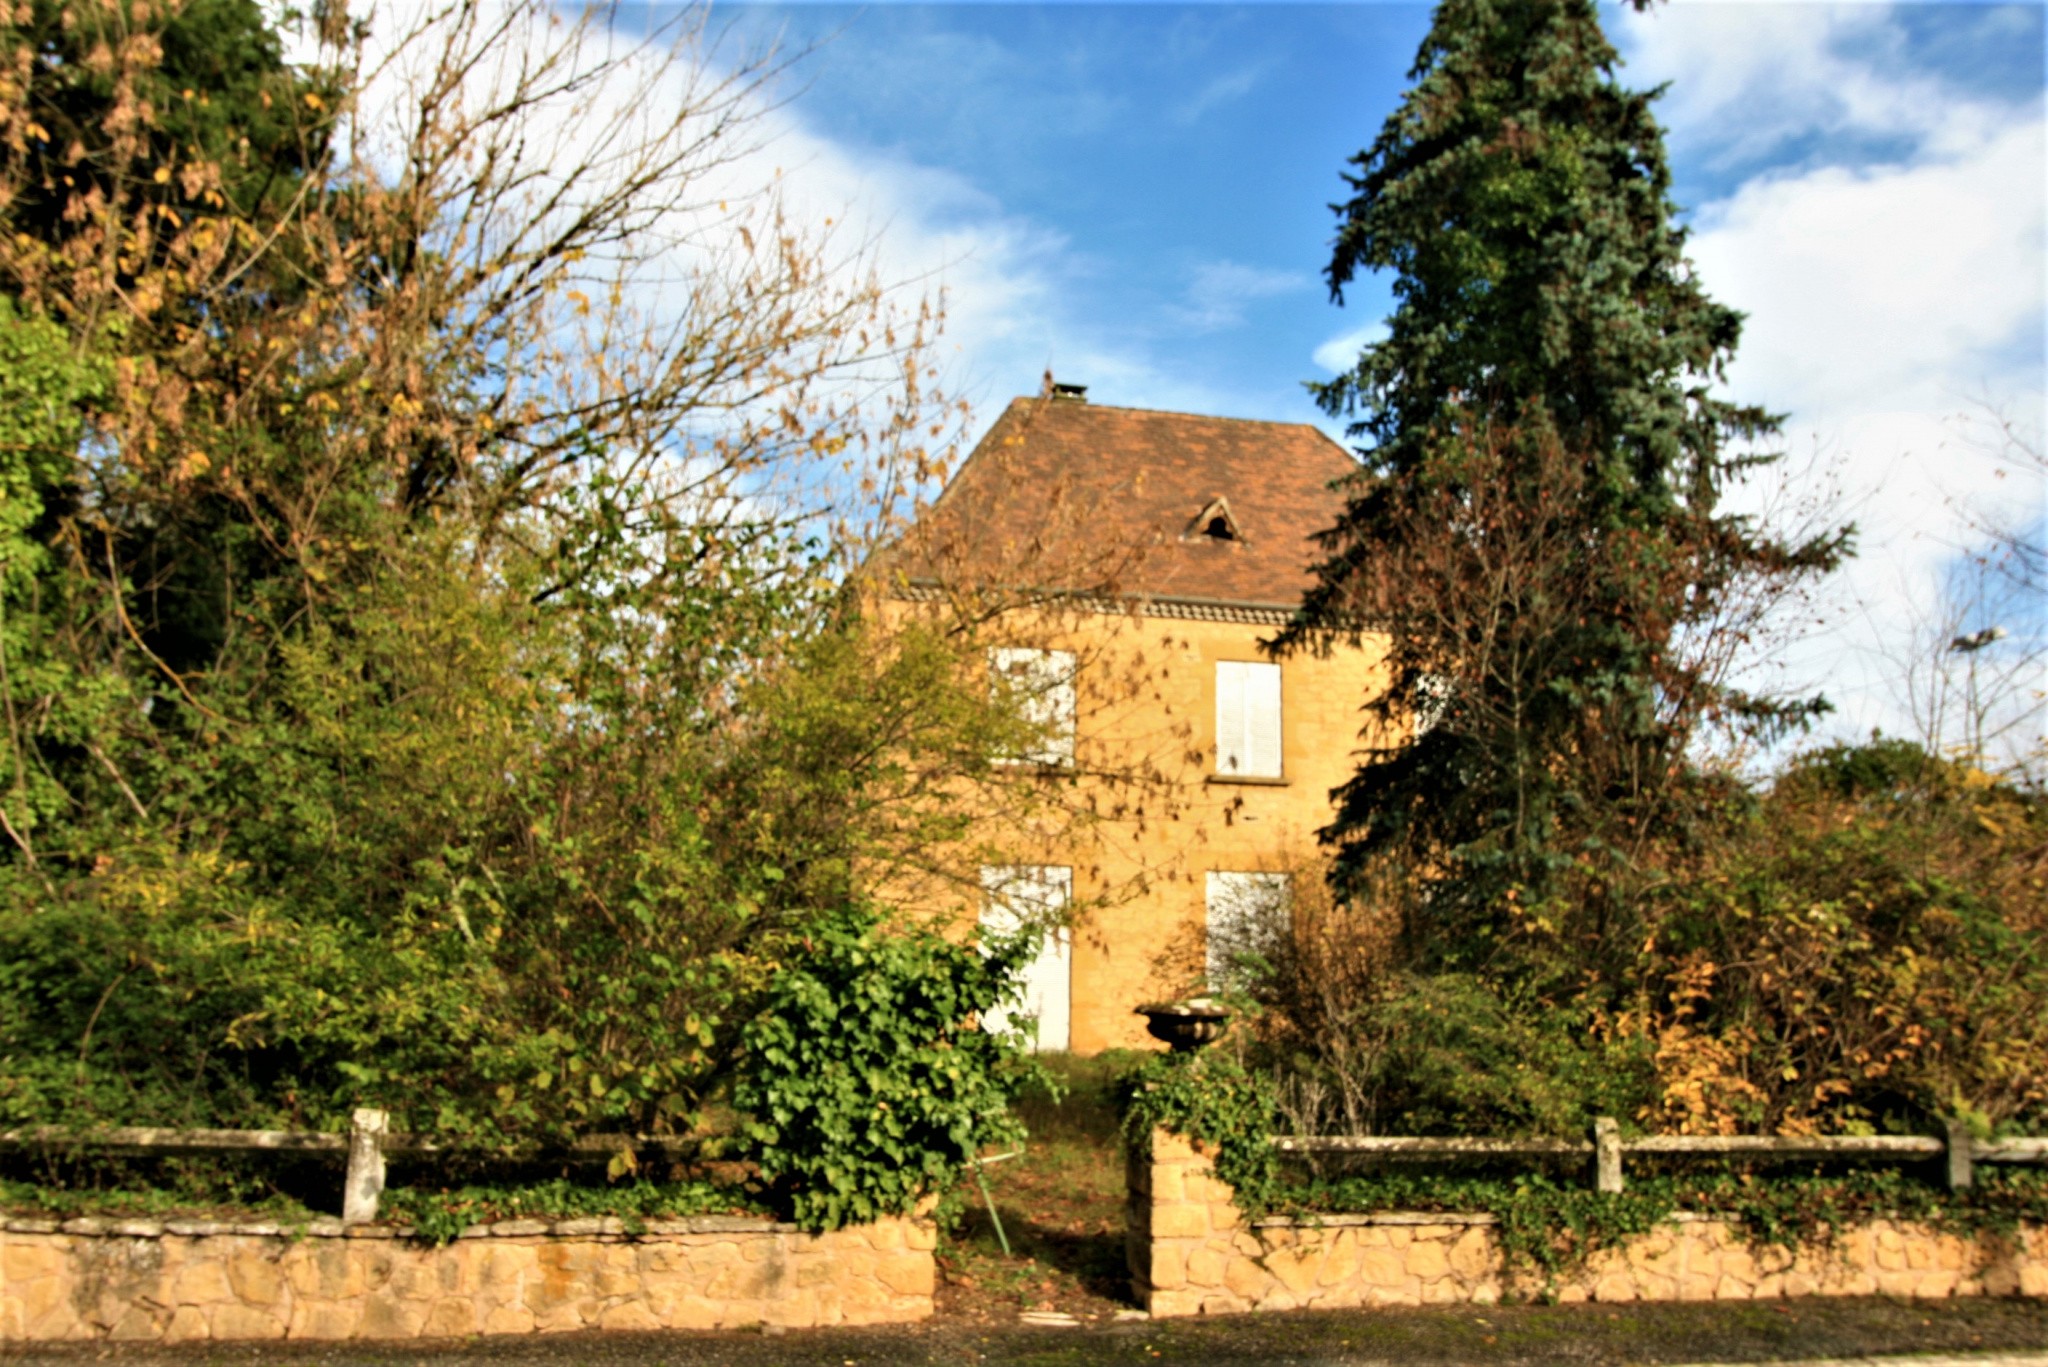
[1121,1052,2048,1298]
[1118,1050,1282,1215]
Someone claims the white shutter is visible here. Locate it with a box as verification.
[990,647,1076,766]
[1216,660,1281,777]
[1205,871,1289,991]
[1215,661,1247,773]
[978,865,1072,1051]
[1040,652,1077,765]
[1246,662,1282,778]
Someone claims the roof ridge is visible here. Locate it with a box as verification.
[1001,395,1336,435]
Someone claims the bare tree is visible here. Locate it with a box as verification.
[1885,406,2045,780]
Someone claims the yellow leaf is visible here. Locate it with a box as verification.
[153,166,171,184]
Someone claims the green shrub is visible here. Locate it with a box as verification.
[1118,1048,1282,1215]
[379,1178,757,1247]
[734,906,1040,1232]
[1233,740,2046,1140]
[1329,974,1656,1138]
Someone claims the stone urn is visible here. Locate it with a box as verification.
[1135,999,1231,1053]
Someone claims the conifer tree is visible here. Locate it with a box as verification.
[1280,0,1847,970]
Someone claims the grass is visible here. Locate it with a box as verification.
[936,1050,1141,1322]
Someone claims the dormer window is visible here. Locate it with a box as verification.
[1186,495,1242,543]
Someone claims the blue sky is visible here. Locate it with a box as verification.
[704,3,1432,425]
[691,3,2043,426]
[627,0,2044,758]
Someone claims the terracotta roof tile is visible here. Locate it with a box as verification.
[891,396,1357,607]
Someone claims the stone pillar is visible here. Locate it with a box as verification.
[1945,1119,1974,1192]
[343,1108,387,1225]
[1128,1128,1276,1317]
[1594,1117,1624,1194]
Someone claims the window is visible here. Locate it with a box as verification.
[1187,495,1242,543]
[1205,871,1288,991]
[1214,660,1282,777]
[1414,672,1452,737]
[979,865,1073,1052]
[989,646,1076,767]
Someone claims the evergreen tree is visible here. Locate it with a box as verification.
[1280,0,1847,970]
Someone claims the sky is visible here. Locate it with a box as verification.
[624,0,2046,762]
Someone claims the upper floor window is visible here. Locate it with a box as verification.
[990,646,1077,767]
[1215,659,1281,778]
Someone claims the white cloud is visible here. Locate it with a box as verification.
[1614,3,2047,758]
[1168,260,1310,332]
[1174,61,1272,125]
[1616,3,2006,170]
[1691,118,2045,419]
[1311,321,1388,375]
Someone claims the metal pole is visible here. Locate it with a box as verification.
[973,1162,1012,1257]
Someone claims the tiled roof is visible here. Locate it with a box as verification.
[888,395,1357,608]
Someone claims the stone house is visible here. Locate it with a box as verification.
[881,385,1392,1054]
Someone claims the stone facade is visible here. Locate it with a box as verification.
[1,1212,935,1343]
[884,601,1394,1055]
[1048,611,1392,1053]
[1128,1129,2048,1316]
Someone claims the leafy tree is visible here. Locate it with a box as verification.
[1280,0,1848,971]
[0,0,1068,1155]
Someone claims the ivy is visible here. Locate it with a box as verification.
[0,1174,316,1226]
[378,1178,758,1247]
[1295,1166,2048,1299]
[734,904,1043,1233]
[1292,1168,1676,1296]
[1117,1050,1282,1216]
[1121,1053,2048,1299]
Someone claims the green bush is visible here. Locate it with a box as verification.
[1118,1048,1282,1215]
[1234,740,2046,1141]
[1326,974,1656,1138]
[734,906,1040,1232]
[1,0,1072,1169]
[1642,742,2048,1135]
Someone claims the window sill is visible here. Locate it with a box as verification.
[995,758,1076,775]
[1207,773,1289,787]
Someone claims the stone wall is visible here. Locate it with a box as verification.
[2,1212,935,1342]
[1127,1129,2048,1317]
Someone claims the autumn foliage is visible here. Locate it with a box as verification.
[1237,738,2048,1140]
[0,0,1065,1175]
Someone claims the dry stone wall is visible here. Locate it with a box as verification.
[2,1212,935,1342]
[1127,1129,2048,1317]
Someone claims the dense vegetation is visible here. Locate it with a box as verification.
[1220,742,2046,1140]
[0,0,1068,1227]
[1243,0,2040,1147]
